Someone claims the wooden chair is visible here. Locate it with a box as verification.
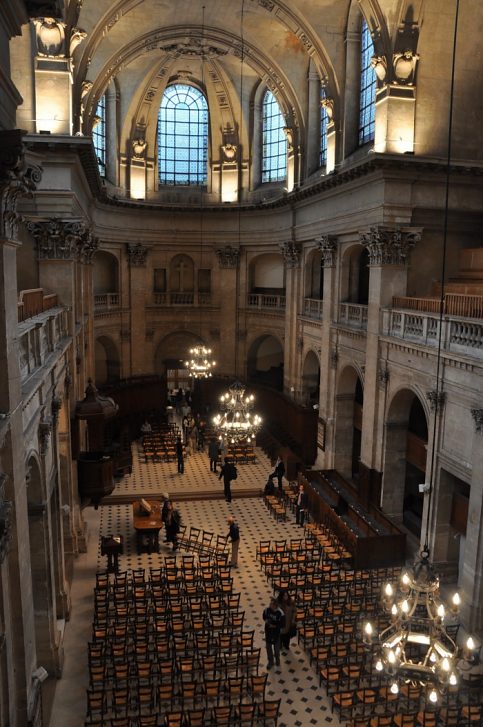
[212,705,233,726]
[257,698,281,726]
[235,702,256,726]
[184,707,206,727]
[249,673,267,701]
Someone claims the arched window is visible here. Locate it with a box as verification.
[320,86,328,167]
[359,19,376,145]
[157,84,208,186]
[93,94,106,177]
[262,90,287,183]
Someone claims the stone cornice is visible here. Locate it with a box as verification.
[22,136,483,214]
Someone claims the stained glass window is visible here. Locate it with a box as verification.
[359,19,376,145]
[320,86,328,167]
[262,90,287,183]
[93,94,106,177]
[158,84,208,185]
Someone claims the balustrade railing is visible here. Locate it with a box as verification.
[18,307,69,383]
[303,298,323,320]
[94,293,120,310]
[247,293,286,310]
[18,289,59,322]
[152,292,211,305]
[383,308,483,357]
[338,302,368,330]
[393,293,483,319]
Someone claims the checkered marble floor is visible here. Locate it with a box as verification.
[49,439,341,727]
[109,437,271,500]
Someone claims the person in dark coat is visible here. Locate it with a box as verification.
[176,436,184,474]
[271,456,286,494]
[164,501,181,551]
[262,597,285,669]
[219,458,237,503]
[208,438,220,472]
[264,474,275,496]
[227,515,240,567]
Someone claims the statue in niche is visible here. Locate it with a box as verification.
[34,17,66,57]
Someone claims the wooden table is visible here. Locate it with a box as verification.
[133,500,163,554]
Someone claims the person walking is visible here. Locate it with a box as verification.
[264,474,275,497]
[175,436,184,474]
[271,456,286,495]
[277,589,297,652]
[208,437,220,473]
[164,501,181,552]
[296,483,309,527]
[219,458,237,503]
[227,515,240,567]
[262,597,285,669]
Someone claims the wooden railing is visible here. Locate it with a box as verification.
[18,289,58,322]
[393,293,483,319]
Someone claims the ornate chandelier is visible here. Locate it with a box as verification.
[185,345,216,379]
[212,381,262,443]
[363,548,479,703]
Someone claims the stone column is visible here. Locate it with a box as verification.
[372,52,418,154]
[214,246,240,377]
[460,409,483,630]
[422,391,447,554]
[342,30,361,158]
[0,129,42,723]
[360,226,421,507]
[126,243,149,376]
[316,235,338,467]
[105,82,118,185]
[279,240,302,396]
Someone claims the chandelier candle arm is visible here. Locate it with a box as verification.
[185,345,216,379]
[212,381,262,444]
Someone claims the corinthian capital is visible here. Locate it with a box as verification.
[27,218,93,261]
[127,242,148,267]
[0,130,42,240]
[315,234,337,267]
[359,226,422,266]
[279,241,302,268]
[215,245,240,268]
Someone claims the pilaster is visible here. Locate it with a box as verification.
[279,241,302,393]
[126,243,149,376]
[215,246,240,377]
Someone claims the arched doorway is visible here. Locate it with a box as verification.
[247,335,284,391]
[95,335,121,384]
[154,330,204,398]
[382,390,428,536]
[340,245,369,304]
[302,350,320,407]
[334,366,363,483]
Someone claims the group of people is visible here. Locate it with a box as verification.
[262,589,297,669]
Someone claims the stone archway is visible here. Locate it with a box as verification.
[382,389,428,534]
[247,334,284,391]
[340,244,369,304]
[334,366,363,482]
[302,350,320,407]
[95,335,121,384]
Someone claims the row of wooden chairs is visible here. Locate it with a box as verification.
[86,696,281,725]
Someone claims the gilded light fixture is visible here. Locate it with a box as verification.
[185,345,216,379]
[212,381,262,444]
[363,549,478,702]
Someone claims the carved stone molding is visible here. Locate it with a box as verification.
[126,242,148,267]
[359,226,422,266]
[426,390,446,414]
[221,143,237,162]
[51,392,62,427]
[315,234,337,267]
[132,139,147,160]
[0,130,42,240]
[215,245,240,268]
[0,474,12,564]
[330,349,339,369]
[370,51,419,86]
[279,241,302,268]
[39,411,52,455]
[320,96,334,121]
[27,218,98,262]
[471,409,483,435]
[378,366,390,387]
[33,17,66,57]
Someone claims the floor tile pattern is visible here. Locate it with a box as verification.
[49,438,340,727]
